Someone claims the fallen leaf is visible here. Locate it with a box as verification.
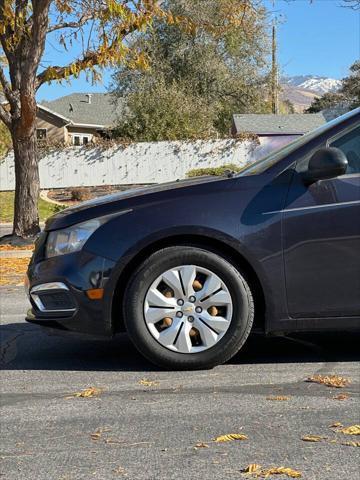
[333,393,349,401]
[339,425,360,435]
[139,378,159,387]
[330,422,343,428]
[90,427,111,440]
[0,258,29,285]
[266,396,290,401]
[194,442,209,449]
[66,386,102,398]
[301,435,325,442]
[340,441,360,447]
[0,244,34,251]
[242,464,262,473]
[306,374,351,388]
[242,465,302,478]
[214,433,248,442]
[262,467,302,478]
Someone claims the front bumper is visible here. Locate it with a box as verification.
[25,249,116,336]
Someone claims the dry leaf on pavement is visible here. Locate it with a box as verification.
[306,374,351,388]
[242,464,302,478]
[301,435,325,442]
[90,426,111,441]
[333,393,349,401]
[139,378,159,387]
[261,467,302,478]
[0,257,29,285]
[0,244,34,251]
[214,433,248,442]
[340,441,360,447]
[338,425,360,435]
[242,464,262,473]
[194,442,209,449]
[66,386,102,398]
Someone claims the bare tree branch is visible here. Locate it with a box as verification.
[47,14,93,33]
[341,0,360,9]
[0,64,18,110]
[36,20,141,88]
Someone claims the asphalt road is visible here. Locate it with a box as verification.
[1,287,359,480]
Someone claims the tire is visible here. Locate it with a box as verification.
[123,246,254,370]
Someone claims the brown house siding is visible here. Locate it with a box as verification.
[36,110,68,143]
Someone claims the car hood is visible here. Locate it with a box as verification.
[45,175,231,231]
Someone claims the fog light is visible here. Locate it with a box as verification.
[30,282,76,313]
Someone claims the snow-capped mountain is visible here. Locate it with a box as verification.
[282,75,342,95]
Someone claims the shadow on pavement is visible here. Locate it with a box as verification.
[1,321,359,371]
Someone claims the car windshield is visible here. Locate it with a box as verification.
[237,108,360,176]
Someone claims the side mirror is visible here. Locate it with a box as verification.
[304,147,348,184]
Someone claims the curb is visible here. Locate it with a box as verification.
[0,222,45,227]
[39,190,67,206]
[0,250,32,258]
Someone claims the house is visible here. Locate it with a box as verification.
[231,113,326,138]
[231,113,326,161]
[36,93,122,145]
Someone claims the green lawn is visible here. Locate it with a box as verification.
[0,191,60,223]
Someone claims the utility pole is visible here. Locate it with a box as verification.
[271,22,279,114]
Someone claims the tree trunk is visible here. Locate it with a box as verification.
[12,126,40,238]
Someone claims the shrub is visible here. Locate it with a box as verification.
[70,187,92,201]
[187,163,245,178]
[53,204,66,213]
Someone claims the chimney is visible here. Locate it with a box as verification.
[86,94,92,104]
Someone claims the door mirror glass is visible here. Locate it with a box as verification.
[305,147,348,184]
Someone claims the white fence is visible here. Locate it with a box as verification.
[0,138,257,190]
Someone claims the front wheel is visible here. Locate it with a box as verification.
[123,246,254,369]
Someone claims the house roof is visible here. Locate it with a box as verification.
[39,93,123,128]
[232,113,326,135]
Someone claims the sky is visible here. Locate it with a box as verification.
[37,0,360,101]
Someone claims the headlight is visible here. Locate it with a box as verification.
[46,219,102,258]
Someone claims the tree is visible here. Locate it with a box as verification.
[341,60,360,108]
[0,0,193,238]
[279,98,295,114]
[0,83,11,157]
[342,0,360,8]
[0,119,11,157]
[115,78,217,141]
[305,61,360,113]
[113,0,271,141]
[305,92,343,113]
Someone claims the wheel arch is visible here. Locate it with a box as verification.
[111,234,267,334]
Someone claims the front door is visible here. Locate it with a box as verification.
[283,124,360,318]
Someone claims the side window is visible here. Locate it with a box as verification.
[330,126,360,174]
